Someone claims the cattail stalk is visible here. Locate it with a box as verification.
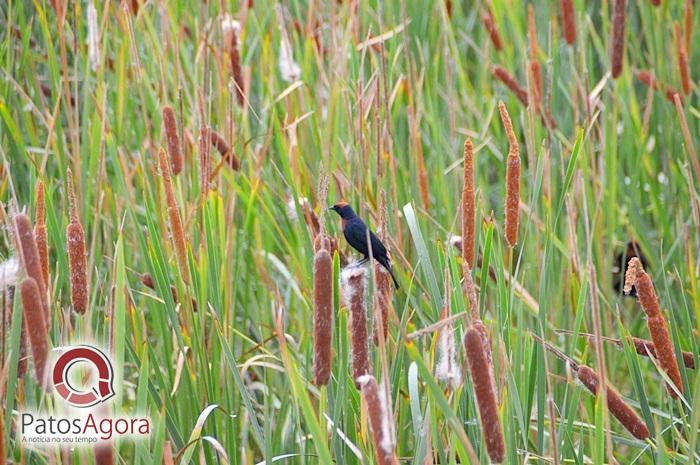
[576,365,650,439]
[13,214,49,326]
[19,278,49,389]
[492,66,529,106]
[624,258,683,397]
[610,0,626,79]
[527,5,542,108]
[685,0,693,54]
[461,138,475,267]
[209,128,241,171]
[312,235,333,386]
[675,23,691,95]
[499,101,520,248]
[157,148,190,284]
[357,375,399,465]
[561,0,576,45]
[482,8,503,51]
[35,181,50,289]
[342,267,370,386]
[66,170,89,314]
[162,106,183,175]
[465,327,505,463]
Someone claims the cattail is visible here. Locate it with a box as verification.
[492,66,529,107]
[610,0,626,79]
[93,440,114,465]
[625,257,683,397]
[499,101,520,248]
[635,70,683,104]
[464,327,505,463]
[140,272,197,311]
[66,170,89,314]
[0,259,25,377]
[222,17,245,106]
[13,214,50,326]
[435,270,461,388]
[86,1,100,72]
[561,0,576,45]
[279,33,301,82]
[675,23,691,95]
[482,8,503,51]
[162,106,183,175]
[157,147,190,284]
[357,375,399,465]
[35,181,50,289]
[342,267,370,387]
[630,337,695,369]
[527,5,542,108]
[199,126,211,201]
[650,0,660,5]
[373,193,393,345]
[19,278,49,388]
[576,365,650,439]
[209,128,241,171]
[312,235,333,386]
[163,441,174,465]
[461,138,475,267]
[685,0,693,55]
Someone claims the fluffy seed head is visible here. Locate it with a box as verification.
[342,267,370,386]
[357,375,399,465]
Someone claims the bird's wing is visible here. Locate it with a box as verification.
[344,220,370,256]
[369,230,388,258]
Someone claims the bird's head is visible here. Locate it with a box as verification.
[329,201,355,219]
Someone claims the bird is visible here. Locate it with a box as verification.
[330,202,399,289]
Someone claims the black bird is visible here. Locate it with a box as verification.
[330,202,399,289]
[612,240,648,297]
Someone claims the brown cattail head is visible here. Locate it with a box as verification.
[610,0,627,79]
[527,8,542,109]
[13,213,50,327]
[357,375,399,465]
[492,66,529,107]
[342,267,370,387]
[373,193,393,345]
[685,0,693,55]
[157,147,190,284]
[635,70,683,104]
[576,365,650,439]
[162,105,183,175]
[312,235,333,386]
[631,336,695,369]
[35,181,50,288]
[66,171,89,315]
[561,0,576,45]
[19,277,49,389]
[482,7,503,51]
[223,18,245,106]
[675,22,691,95]
[93,441,115,465]
[461,138,476,267]
[650,0,660,5]
[499,101,520,248]
[625,257,683,397]
[464,326,505,463]
[209,128,241,171]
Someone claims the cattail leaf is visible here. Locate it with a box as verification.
[403,203,442,314]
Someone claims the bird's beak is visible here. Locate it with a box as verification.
[328,206,335,211]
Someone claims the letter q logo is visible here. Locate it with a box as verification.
[52,345,115,408]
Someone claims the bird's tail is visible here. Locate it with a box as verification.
[378,257,400,290]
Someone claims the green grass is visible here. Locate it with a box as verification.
[1,0,698,463]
